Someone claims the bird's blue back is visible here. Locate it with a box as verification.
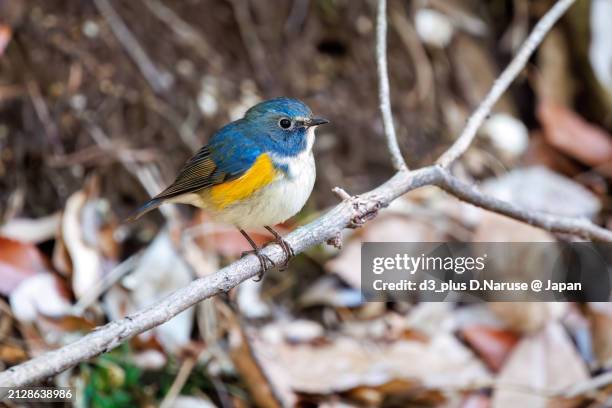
[208,97,313,176]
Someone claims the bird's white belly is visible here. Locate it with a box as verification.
[211,151,316,229]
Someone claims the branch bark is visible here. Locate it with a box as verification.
[376,0,408,172]
[2,0,604,390]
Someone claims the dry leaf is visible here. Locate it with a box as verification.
[229,324,288,408]
[120,229,194,353]
[482,166,601,218]
[450,34,515,115]
[460,325,520,372]
[236,279,271,319]
[9,273,72,322]
[489,303,568,334]
[0,343,27,364]
[0,24,11,57]
[0,214,61,244]
[589,0,612,92]
[246,325,490,396]
[0,237,50,296]
[538,101,612,167]
[523,132,582,176]
[299,277,364,308]
[587,302,612,369]
[171,396,217,408]
[460,393,491,408]
[492,322,588,407]
[536,29,575,106]
[480,113,529,161]
[60,179,118,299]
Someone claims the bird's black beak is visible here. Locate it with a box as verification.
[307,117,330,127]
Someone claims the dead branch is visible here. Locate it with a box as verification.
[93,0,173,94]
[376,0,408,172]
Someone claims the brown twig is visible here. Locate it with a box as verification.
[93,0,173,94]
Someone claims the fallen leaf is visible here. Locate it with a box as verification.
[0,237,50,296]
[460,393,491,408]
[245,325,490,396]
[131,349,167,370]
[229,323,288,408]
[299,277,364,309]
[480,113,529,161]
[0,24,11,57]
[120,229,194,354]
[9,273,72,322]
[489,303,568,334]
[538,101,612,167]
[415,8,454,48]
[460,325,520,372]
[536,28,575,106]
[0,213,61,244]
[492,322,589,407]
[450,34,515,115]
[586,302,612,369]
[172,396,217,408]
[60,178,118,299]
[0,343,27,364]
[236,278,271,319]
[482,166,601,218]
[523,132,582,176]
[589,0,612,92]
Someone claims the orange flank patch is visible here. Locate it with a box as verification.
[209,153,278,209]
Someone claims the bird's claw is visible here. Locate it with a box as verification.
[264,226,295,271]
[274,237,295,271]
[241,249,275,281]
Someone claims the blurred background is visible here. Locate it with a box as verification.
[1,0,612,406]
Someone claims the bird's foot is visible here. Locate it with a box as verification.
[241,249,275,281]
[265,226,295,271]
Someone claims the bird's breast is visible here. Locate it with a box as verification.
[203,150,316,229]
[208,153,279,209]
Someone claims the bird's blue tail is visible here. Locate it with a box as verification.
[125,197,164,222]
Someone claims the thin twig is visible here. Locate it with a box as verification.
[159,357,196,408]
[93,0,173,94]
[71,252,142,315]
[390,8,435,110]
[228,0,275,93]
[376,0,408,172]
[434,168,612,242]
[141,0,222,70]
[436,0,577,168]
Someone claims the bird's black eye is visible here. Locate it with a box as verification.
[279,118,292,129]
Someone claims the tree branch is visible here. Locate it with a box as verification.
[436,0,577,168]
[93,0,173,94]
[376,0,408,172]
[434,167,612,242]
[0,167,437,387]
[2,0,605,390]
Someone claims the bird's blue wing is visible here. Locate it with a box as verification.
[154,127,261,200]
[127,125,261,220]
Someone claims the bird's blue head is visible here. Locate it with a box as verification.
[242,97,329,157]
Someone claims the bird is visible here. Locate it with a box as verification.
[128,97,329,278]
